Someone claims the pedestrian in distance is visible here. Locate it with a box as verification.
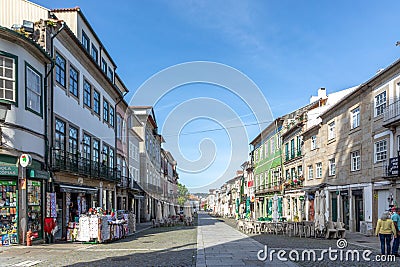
[391,207,400,257]
[375,211,397,255]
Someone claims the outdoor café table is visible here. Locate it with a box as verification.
[284,222,295,237]
[256,221,267,234]
[273,222,284,235]
[303,221,315,238]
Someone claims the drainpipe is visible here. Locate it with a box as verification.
[113,87,126,212]
[49,21,65,190]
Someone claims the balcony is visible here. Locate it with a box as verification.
[119,176,130,188]
[382,159,400,180]
[52,149,121,182]
[383,100,400,127]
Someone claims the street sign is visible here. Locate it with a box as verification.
[19,154,32,167]
[388,156,398,176]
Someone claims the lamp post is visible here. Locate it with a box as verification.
[0,103,11,146]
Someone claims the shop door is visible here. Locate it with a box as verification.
[342,195,350,230]
[354,194,364,232]
[331,195,337,222]
[308,199,315,221]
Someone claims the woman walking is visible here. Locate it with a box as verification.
[375,211,397,255]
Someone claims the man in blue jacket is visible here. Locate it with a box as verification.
[391,208,400,257]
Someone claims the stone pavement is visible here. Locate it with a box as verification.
[220,216,398,267]
[196,212,299,267]
[0,222,197,266]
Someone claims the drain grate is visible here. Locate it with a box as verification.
[355,240,369,243]
[142,241,154,243]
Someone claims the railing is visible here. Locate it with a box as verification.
[120,175,129,188]
[52,149,121,182]
[382,160,400,178]
[383,99,400,124]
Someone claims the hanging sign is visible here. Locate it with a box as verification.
[19,154,32,167]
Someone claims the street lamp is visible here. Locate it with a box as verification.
[0,103,11,146]
[0,103,11,123]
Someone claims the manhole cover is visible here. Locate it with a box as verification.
[111,257,130,262]
[356,240,369,243]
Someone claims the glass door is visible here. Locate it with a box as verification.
[27,180,42,239]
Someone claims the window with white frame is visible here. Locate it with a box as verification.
[264,142,268,158]
[375,140,387,162]
[91,46,98,64]
[271,137,275,153]
[116,114,122,140]
[82,30,90,52]
[316,162,322,178]
[311,135,317,149]
[26,64,42,115]
[351,151,361,171]
[55,52,66,87]
[328,158,336,176]
[83,80,91,107]
[328,121,335,140]
[0,53,16,102]
[129,141,134,159]
[375,91,386,116]
[107,66,113,82]
[307,165,313,180]
[297,165,303,177]
[351,107,360,129]
[255,148,259,162]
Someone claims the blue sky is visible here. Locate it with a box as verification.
[35,0,400,192]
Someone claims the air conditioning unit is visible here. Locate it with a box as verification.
[360,221,373,236]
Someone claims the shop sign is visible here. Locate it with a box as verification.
[28,169,49,180]
[259,197,264,202]
[299,196,305,201]
[19,154,32,167]
[0,166,18,176]
[340,191,348,196]
[0,180,16,186]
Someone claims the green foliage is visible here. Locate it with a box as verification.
[177,183,189,206]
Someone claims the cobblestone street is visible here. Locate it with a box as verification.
[0,223,197,267]
[220,216,399,267]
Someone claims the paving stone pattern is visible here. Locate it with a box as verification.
[221,216,399,267]
[0,223,197,267]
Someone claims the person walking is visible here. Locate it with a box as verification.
[391,208,400,257]
[375,211,397,255]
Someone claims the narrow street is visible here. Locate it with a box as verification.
[1,212,399,266]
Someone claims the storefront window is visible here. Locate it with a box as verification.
[27,180,42,239]
[0,180,18,245]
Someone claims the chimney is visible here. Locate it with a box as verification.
[318,87,327,99]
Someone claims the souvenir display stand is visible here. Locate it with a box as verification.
[68,209,133,243]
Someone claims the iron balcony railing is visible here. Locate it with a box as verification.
[52,149,121,182]
[383,99,400,125]
[119,175,130,188]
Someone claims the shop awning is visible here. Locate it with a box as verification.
[58,184,98,194]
